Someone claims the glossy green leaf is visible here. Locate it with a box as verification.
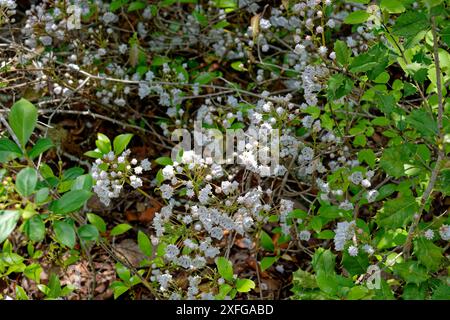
[87,213,107,233]
[53,221,76,248]
[216,257,233,282]
[0,210,20,243]
[110,223,132,236]
[8,98,38,148]
[28,138,54,159]
[50,190,92,214]
[15,167,38,197]
[137,231,153,257]
[113,133,133,155]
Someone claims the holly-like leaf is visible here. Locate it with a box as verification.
[376,195,418,229]
[413,237,443,272]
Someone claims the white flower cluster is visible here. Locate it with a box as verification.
[333,220,356,251]
[91,150,151,205]
[301,65,329,106]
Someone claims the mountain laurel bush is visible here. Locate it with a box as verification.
[0,0,449,300]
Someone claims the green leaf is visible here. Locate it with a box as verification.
[110,0,129,11]
[312,248,336,274]
[78,224,99,241]
[127,1,145,11]
[71,174,93,191]
[50,190,92,214]
[95,133,111,154]
[380,0,405,13]
[35,188,49,204]
[0,210,20,243]
[231,61,246,72]
[8,98,38,148]
[393,261,430,285]
[113,134,133,155]
[316,230,335,239]
[406,109,438,137]
[235,278,255,293]
[334,40,350,66]
[194,71,221,85]
[110,223,132,236]
[47,273,62,298]
[62,167,84,181]
[24,215,45,242]
[53,221,76,248]
[15,167,38,197]
[441,26,450,47]
[137,231,153,257]
[84,150,103,158]
[292,269,318,289]
[216,257,233,282]
[380,146,410,178]
[151,55,171,67]
[28,138,54,159]
[213,0,238,9]
[0,138,22,163]
[24,263,42,283]
[260,230,275,252]
[111,283,130,299]
[431,281,450,300]
[392,12,429,38]
[260,256,278,271]
[155,157,173,166]
[343,11,370,24]
[15,286,29,300]
[342,251,369,276]
[402,283,426,300]
[376,195,419,229]
[349,52,378,73]
[413,237,443,272]
[327,74,354,100]
[87,213,106,233]
[347,286,369,300]
[345,0,369,3]
[422,0,443,9]
[358,149,376,168]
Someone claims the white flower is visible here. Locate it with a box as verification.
[259,18,271,30]
[299,230,311,241]
[157,273,172,291]
[198,184,212,204]
[339,200,354,211]
[363,244,374,255]
[349,172,364,185]
[210,227,223,240]
[141,158,151,171]
[361,179,371,188]
[164,244,180,260]
[134,166,143,175]
[129,176,143,188]
[176,255,192,269]
[348,245,358,257]
[334,221,356,251]
[160,184,174,199]
[162,165,175,180]
[424,229,434,240]
[318,46,328,55]
[366,190,379,203]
